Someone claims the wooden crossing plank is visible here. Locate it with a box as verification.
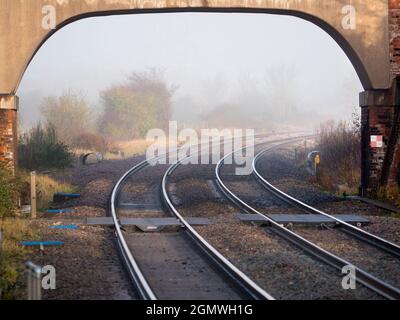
[238,214,370,225]
[87,217,113,225]
[87,217,211,231]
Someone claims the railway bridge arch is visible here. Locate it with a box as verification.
[0,0,399,194]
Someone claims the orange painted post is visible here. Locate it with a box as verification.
[315,154,321,182]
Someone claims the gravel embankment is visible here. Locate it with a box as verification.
[54,156,144,209]
[28,218,136,300]
[28,157,145,300]
[294,227,400,288]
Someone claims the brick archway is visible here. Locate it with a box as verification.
[0,0,399,194]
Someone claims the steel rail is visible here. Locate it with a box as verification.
[252,144,400,258]
[111,158,158,300]
[110,132,278,300]
[215,139,400,300]
[161,142,275,300]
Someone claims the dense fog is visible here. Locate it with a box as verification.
[17,12,363,132]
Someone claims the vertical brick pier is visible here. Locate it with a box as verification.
[389,1,400,190]
[360,84,399,194]
[0,95,18,174]
[360,1,400,194]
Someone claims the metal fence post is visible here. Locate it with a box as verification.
[26,261,42,300]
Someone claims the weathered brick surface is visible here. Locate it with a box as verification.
[389,142,400,186]
[0,109,17,173]
[360,76,400,193]
[387,2,400,189]
[390,1,400,76]
[362,106,390,190]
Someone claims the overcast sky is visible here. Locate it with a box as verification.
[17,12,362,127]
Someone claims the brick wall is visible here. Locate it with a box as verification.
[0,109,17,173]
[390,0,400,76]
[361,105,395,190]
[389,1,400,189]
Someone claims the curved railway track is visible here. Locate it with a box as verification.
[215,139,400,300]
[252,144,400,258]
[110,134,400,300]
[110,137,276,300]
[110,160,157,300]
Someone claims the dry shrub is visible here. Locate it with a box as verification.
[377,186,400,209]
[72,132,113,154]
[35,174,75,209]
[316,117,361,194]
[112,139,152,158]
[17,172,75,211]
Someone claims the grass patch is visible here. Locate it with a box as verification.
[35,174,76,210]
[111,139,151,158]
[0,219,40,299]
[376,186,400,210]
[18,172,76,212]
[72,139,151,160]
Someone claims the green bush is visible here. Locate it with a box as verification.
[0,219,40,299]
[18,124,73,170]
[98,69,175,139]
[0,165,19,218]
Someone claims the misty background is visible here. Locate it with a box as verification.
[17,12,362,131]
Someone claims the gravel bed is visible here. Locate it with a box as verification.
[315,199,393,218]
[41,206,106,219]
[169,178,220,208]
[251,148,400,290]
[254,148,400,241]
[294,227,400,288]
[119,182,160,205]
[27,220,136,300]
[196,220,379,300]
[170,164,379,299]
[53,156,144,209]
[256,152,340,205]
[30,157,147,300]
[364,216,400,245]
